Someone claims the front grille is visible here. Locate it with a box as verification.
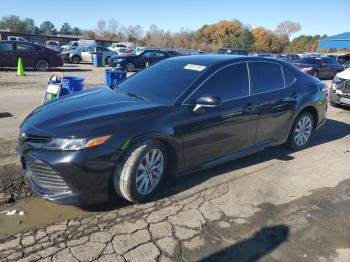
[23,154,71,197]
[19,133,51,144]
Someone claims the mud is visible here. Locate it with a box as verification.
[0,197,97,237]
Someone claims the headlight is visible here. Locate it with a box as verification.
[43,135,111,151]
[333,76,344,84]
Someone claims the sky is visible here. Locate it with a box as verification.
[1,0,349,38]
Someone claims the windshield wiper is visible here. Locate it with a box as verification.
[115,87,149,101]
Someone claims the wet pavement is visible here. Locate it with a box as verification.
[0,74,350,261]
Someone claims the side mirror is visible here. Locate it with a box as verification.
[193,96,221,113]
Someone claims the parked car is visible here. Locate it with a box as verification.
[61,41,78,51]
[285,54,300,63]
[336,54,350,70]
[108,49,171,71]
[293,57,342,78]
[329,68,350,106]
[62,45,116,64]
[0,40,63,71]
[217,48,248,55]
[7,36,28,42]
[17,55,327,205]
[45,41,61,52]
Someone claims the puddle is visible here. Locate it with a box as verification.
[0,197,98,236]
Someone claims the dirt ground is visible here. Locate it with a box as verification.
[0,64,350,262]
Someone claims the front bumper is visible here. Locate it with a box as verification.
[18,143,122,205]
[329,89,350,105]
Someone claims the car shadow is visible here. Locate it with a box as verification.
[202,224,289,262]
[81,118,350,212]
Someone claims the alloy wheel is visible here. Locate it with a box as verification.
[126,63,134,72]
[294,116,312,147]
[136,149,164,195]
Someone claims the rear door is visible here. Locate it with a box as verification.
[0,42,15,67]
[249,62,297,144]
[13,42,34,67]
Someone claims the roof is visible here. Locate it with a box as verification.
[319,32,350,49]
[168,54,247,65]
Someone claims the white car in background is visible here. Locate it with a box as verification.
[329,68,350,107]
[7,36,28,41]
[46,41,61,52]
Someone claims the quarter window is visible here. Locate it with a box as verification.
[188,63,249,102]
[282,67,296,87]
[249,62,285,94]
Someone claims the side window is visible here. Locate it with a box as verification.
[0,43,13,51]
[188,63,249,102]
[14,43,33,51]
[154,51,166,57]
[282,67,296,87]
[142,51,153,58]
[249,62,284,94]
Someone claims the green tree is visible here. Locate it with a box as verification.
[59,22,72,34]
[72,27,82,35]
[0,15,27,33]
[23,18,35,33]
[39,21,57,35]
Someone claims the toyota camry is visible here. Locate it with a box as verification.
[17,55,328,205]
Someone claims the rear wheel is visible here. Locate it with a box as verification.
[113,140,166,203]
[35,59,49,71]
[287,112,314,150]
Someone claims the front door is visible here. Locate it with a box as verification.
[138,51,155,68]
[0,42,15,67]
[180,62,258,169]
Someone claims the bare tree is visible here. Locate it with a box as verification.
[108,19,119,35]
[275,21,301,37]
[97,19,106,34]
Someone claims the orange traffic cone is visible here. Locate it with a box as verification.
[17,57,25,76]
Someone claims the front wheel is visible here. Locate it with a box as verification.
[287,112,314,150]
[125,62,135,72]
[113,140,166,203]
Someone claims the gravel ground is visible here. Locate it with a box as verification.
[0,65,350,261]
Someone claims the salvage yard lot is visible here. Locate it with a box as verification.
[0,63,350,261]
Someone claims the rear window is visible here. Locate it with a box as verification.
[116,60,207,104]
[249,62,285,94]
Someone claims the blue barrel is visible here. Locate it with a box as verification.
[92,53,103,67]
[105,68,127,88]
[60,77,84,96]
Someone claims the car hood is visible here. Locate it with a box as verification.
[336,68,350,80]
[21,87,163,137]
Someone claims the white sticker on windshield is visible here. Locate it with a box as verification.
[184,64,206,71]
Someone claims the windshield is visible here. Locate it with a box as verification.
[116,60,207,105]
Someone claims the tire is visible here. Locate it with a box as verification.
[126,62,135,72]
[313,71,319,78]
[34,59,49,71]
[71,56,81,64]
[287,111,314,150]
[113,139,167,203]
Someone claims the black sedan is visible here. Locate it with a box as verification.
[293,57,342,78]
[17,55,328,205]
[108,49,170,71]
